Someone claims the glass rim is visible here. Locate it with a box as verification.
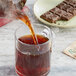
[15,24,52,46]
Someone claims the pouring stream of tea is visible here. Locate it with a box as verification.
[16,12,38,45]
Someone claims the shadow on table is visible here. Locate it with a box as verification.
[0,66,16,76]
[0,65,76,76]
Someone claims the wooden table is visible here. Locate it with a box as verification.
[0,0,76,76]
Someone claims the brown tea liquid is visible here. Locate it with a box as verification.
[15,11,50,76]
[16,12,38,45]
[16,35,50,76]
